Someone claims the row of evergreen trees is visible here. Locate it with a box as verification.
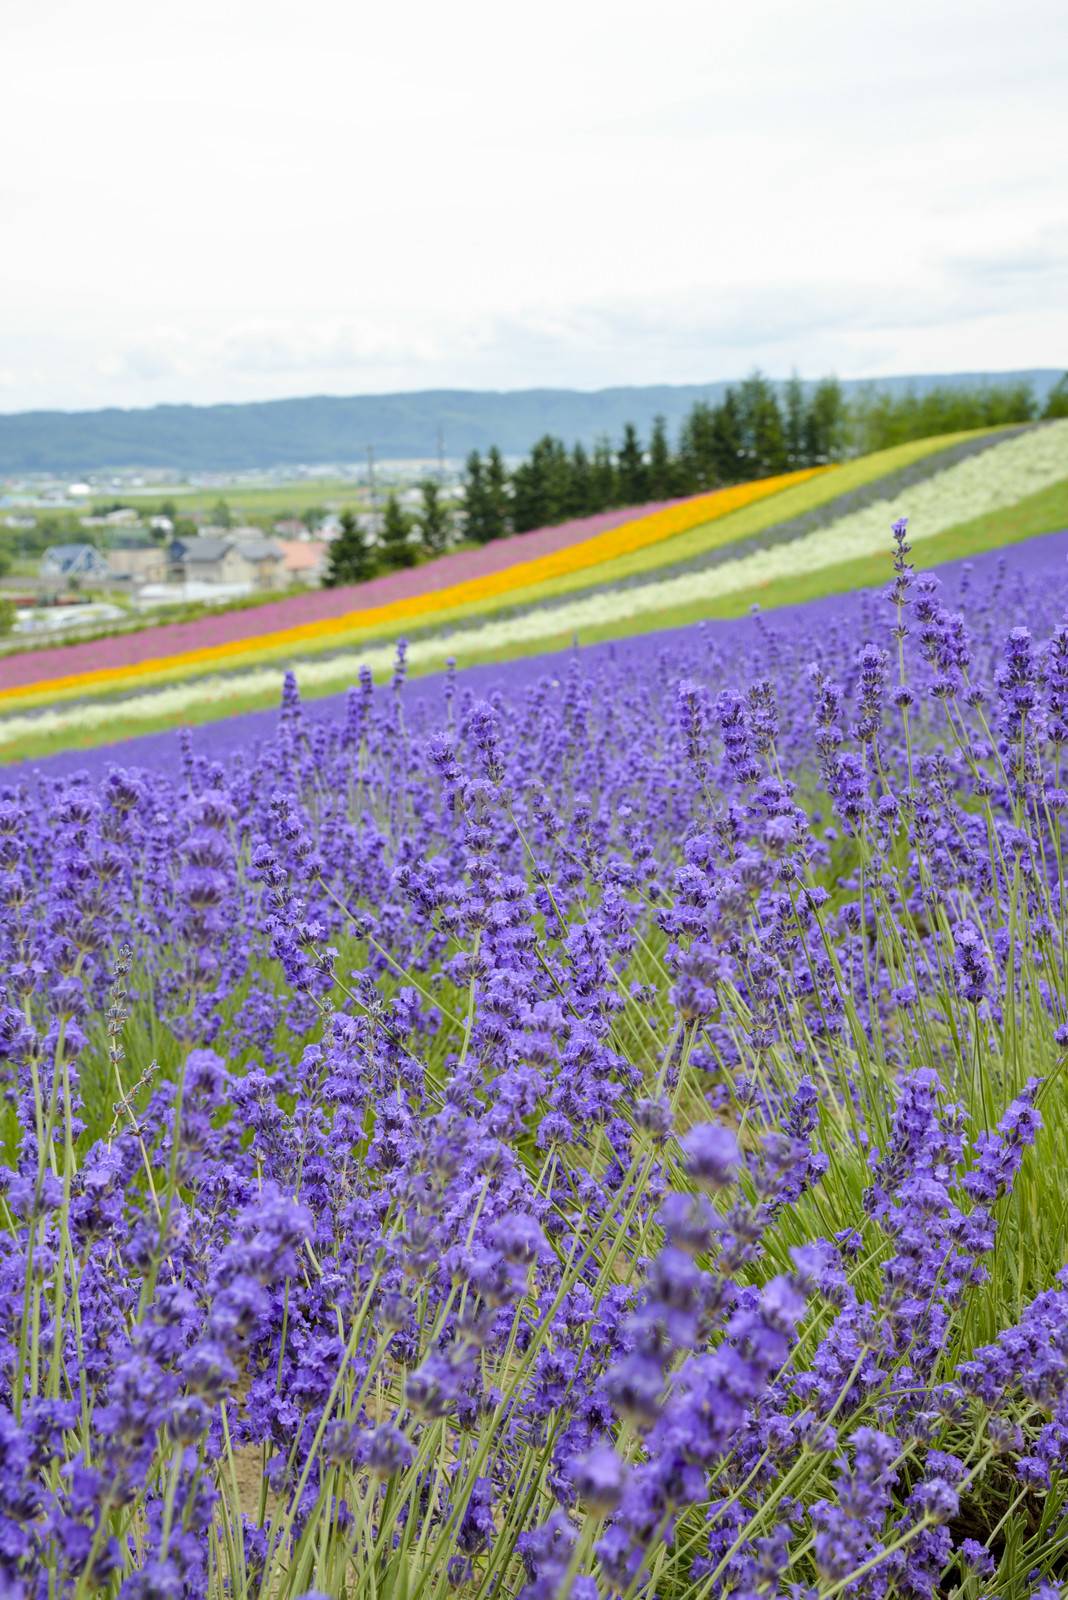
[462,375,849,543]
[324,370,1068,581]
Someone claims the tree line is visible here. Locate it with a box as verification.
[457,371,1067,549]
[322,369,1068,584]
[463,374,852,543]
[850,376,1067,452]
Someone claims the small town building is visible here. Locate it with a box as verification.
[277,539,328,585]
[168,533,286,590]
[39,543,111,584]
[229,529,288,589]
[105,538,168,585]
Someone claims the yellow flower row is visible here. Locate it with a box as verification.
[3,467,828,711]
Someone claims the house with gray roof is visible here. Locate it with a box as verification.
[168,533,286,590]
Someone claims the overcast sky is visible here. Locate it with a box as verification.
[2,0,1066,412]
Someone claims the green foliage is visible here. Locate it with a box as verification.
[484,447,511,542]
[210,497,234,529]
[0,514,82,566]
[590,437,617,508]
[1043,374,1068,419]
[415,480,451,556]
[646,415,672,500]
[849,381,1036,453]
[616,422,648,505]
[737,372,788,476]
[568,441,594,516]
[461,451,494,545]
[378,493,417,570]
[0,598,15,636]
[511,436,573,532]
[324,510,375,587]
[805,377,849,462]
[784,372,806,468]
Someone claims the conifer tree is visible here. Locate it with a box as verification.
[676,402,716,492]
[710,390,744,484]
[784,373,806,467]
[589,437,617,509]
[804,378,848,462]
[416,479,451,555]
[379,492,416,569]
[462,451,494,544]
[616,423,647,504]
[647,415,673,500]
[324,509,375,587]
[568,441,593,517]
[509,458,538,533]
[737,371,787,478]
[485,447,512,540]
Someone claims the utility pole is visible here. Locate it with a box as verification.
[367,444,378,529]
[436,425,445,486]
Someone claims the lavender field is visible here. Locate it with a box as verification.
[7,521,1068,1598]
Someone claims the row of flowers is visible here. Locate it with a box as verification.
[1,469,824,715]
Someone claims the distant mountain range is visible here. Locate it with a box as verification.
[0,370,1063,476]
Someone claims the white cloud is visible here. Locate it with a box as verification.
[1,0,1066,410]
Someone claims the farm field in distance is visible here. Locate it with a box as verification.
[118,476,379,519]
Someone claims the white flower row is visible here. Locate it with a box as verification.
[503,417,1068,637]
[4,421,1066,755]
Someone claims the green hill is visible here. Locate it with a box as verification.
[0,370,1063,475]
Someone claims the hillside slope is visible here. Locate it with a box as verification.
[0,369,1063,473]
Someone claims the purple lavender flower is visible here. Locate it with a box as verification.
[953,920,993,1006]
[679,1123,741,1190]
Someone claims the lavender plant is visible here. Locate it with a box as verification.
[5,526,1068,1597]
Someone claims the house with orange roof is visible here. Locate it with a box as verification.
[277,538,329,586]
